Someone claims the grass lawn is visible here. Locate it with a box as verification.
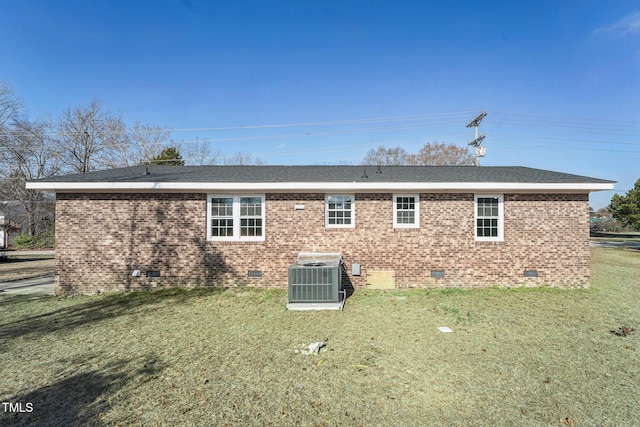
[0,248,638,426]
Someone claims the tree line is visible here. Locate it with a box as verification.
[362,143,474,166]
[608,179,640,232]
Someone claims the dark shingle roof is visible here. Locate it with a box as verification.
[30,165,614,185]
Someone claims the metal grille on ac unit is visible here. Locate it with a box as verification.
[288,253,343,303]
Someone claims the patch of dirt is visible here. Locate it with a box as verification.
[0,258,54,282]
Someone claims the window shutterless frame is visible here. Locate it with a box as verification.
[474,194,504,242]
[325,194,355,228]
[393,194,420,228]
[207,194,265,241]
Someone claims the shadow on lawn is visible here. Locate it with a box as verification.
[0,353,165,426]
[0,288,224,343]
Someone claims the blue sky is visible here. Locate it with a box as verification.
[2,0,639,208]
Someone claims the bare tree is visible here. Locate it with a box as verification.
[117,127,222,167]
[407,142,474,166]
[2,119,62,179]
[118,122,173,166]
[0,82,22,129]
[55,99,129,173]
[362,142,474,166]
[222,151,265,165]
[181,137,221,165]
[0,119,60,235]
[0,82,24,166]
[362,146,409,165]
[94,116,130,169]
[0,85,55,238]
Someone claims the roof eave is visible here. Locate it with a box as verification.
[26,181,616,193]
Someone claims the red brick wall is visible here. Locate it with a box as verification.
[54,191,590,294]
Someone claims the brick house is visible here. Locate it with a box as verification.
[27,165,614,295]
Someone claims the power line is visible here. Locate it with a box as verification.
[494,134,640,147]
[1,110,639,141]
[169,111,477,133]
[491,111,640,134]
[0,110,476,138]
[493,110,640,126]
[3,109,640,168]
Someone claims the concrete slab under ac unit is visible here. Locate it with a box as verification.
[286,301,345,311]
[366,270,395,289]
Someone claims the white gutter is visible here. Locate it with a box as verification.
[26,181,615,192]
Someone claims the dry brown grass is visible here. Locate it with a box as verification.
[0,248,638,426]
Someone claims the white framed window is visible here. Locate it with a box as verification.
[475,194,504,241]
[207,195,265,241]
[209,196,234,238]
[393,194,419,228]
[325,195,355,228]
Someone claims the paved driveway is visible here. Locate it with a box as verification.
[0,274,54,296]
[590,240,640,250]
[1,249,55,257]
[0,250,54,295]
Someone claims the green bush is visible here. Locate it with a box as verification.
[12,231,55,249]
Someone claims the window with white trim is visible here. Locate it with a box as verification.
[325,195,355,228]
[393,195,419,228]
[210,196,234,238]
[475,195,503,241]
[207,195,265,241]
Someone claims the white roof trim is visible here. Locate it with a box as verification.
[26,181,615,192]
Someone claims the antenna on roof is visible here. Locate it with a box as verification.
[467,111,487,166]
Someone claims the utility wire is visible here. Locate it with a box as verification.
[3,110,639,138]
